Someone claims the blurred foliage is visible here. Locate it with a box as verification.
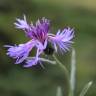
[0,0,96,96]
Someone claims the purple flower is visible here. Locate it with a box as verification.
[5,15,74,67]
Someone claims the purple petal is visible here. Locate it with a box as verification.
[48,27,74,53]
[14,15,29,30]
[24,57,38,67]
[24,56,56,68]
[35,40,47,50]
[28,17,50,40]
[4,40,35,64]
[24,48,43,67]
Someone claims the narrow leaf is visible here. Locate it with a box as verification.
[56,86,63,96]
[79,81,93,96]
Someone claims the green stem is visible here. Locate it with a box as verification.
[53,54,72,96]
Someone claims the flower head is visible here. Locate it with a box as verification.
[5,15,74,67]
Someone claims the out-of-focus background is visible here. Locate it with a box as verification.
[0,0,96,96]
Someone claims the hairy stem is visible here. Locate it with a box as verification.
[53,54,71,96]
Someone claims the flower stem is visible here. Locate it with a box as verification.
[70,48,76,96]
[53,54,71,96]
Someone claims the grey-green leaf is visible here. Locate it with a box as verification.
[56,86,63,96]
[79,81,93,96]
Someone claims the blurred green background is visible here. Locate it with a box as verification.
[0,0,96,96]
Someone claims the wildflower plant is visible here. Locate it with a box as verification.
[4,15,93,96]
[5,15,74,67]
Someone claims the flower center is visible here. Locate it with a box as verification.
[44,43,54,55]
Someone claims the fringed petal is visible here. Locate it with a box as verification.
[48,27,74,53]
